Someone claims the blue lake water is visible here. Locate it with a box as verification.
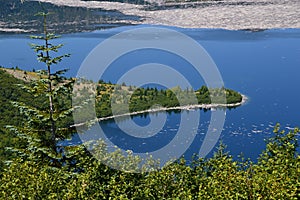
[1,26,300,161]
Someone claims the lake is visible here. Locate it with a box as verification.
[1,26,300,162]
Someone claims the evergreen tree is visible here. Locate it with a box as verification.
[6,11,74,167]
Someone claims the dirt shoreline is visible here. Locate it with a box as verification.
[34,0,300,30]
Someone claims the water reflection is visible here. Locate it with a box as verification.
[0,0,142,33]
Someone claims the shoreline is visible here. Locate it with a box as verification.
[73,94,248,127]
[1,0,299,33]
[34,0,299,31]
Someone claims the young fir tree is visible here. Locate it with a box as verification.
[6,11,74,167]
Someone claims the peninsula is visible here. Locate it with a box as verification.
[0,67,245,127]
[73,79,245,124]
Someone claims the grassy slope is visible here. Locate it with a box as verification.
[1,68,41,82]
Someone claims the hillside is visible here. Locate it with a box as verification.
[1,67,243,122]
[15,0,300,31]
[0,69,46,170]
[0,0,140,33]
[0,69,299,199]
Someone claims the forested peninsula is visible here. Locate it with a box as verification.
[0,67,244,125]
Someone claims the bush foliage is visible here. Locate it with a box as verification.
[0,125,299,199]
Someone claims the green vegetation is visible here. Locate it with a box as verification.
[2,65,298,199]
[0,69,40,171]
[94,83,242,118]
[0,11,76,173]
[0,67,242,168]
[0,125,299,199]
[1,8,298,199]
